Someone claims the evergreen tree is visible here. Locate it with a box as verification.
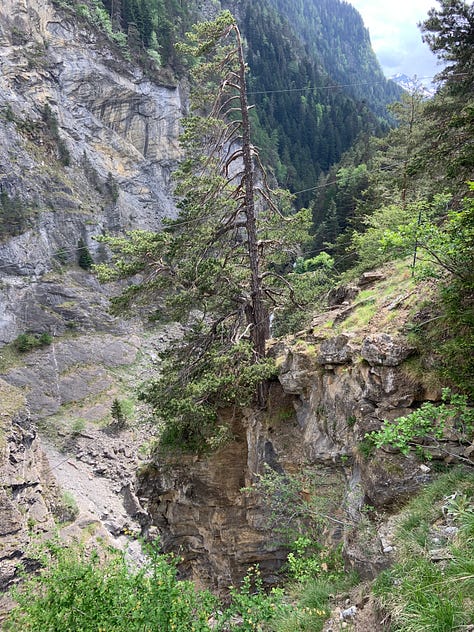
[419,0,474,187]
[360,89,429,213]
[78,237,93,270]
[111,398,126,428]
[96,12,310,451]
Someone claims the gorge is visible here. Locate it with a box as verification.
[0,0,472,630]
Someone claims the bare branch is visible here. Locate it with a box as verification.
[212,220,247,241]
[260,271,304,308]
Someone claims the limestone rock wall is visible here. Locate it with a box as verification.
[0,379,60,617]
[0,0,183,342]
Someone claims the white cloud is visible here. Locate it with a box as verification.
[349,0,441,80]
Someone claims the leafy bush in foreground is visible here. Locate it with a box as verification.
[5,542,216,632]
[5,541,289,632]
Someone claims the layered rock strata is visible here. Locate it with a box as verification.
[0,0,182,342]
[138,326,436,587]
[0,379,60,617]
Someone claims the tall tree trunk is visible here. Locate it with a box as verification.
[234,25,268,406]
[235,26,268,363]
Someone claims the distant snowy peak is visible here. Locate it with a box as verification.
[390,73,436,98]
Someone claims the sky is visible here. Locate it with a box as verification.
[348,0,442,82]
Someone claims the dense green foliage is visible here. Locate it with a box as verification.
[377,189,474,395]
[242,0,385,207]
[309,0,474,264]
[13,332,53,352]
[101,0,193,66]
[419,0,474,187]
[5,538,357,632]
[4,542,214,631]
[266,0,402,119]
[144,341,277,452]
[368,388,474,460]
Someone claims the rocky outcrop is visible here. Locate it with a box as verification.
[139,413,290,591]
[1,328,142,419]
[138,323,435,587]
[0,379,60,616]
[277,332,426,505]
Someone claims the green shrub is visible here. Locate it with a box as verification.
[286,536,322,581]
[13,332,52,352]
[217,566,286,631]
[5,542,217,632]
[5,543,288,632]
[143,340,277,454]
[70,418,86,436]
[368,388,474,459]
[357,434,376,459]
[110,398,128,429]
[77,238,93,270]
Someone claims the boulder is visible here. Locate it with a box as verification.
[318,333,358,364]
[361,333,415,366]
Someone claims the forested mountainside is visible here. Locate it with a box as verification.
[265,0,402,117]
[239,0,384,205]
[83,0,402,204]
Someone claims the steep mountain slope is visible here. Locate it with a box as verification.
[0,0,182,343]
[65,0,401,207]
[267,0,403,117]
[228,0,402,204]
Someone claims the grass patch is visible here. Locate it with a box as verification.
[0,343,24,372]
[0,379,25,417]
[373,468,474,631]
[54,491,79,524]
[274,571,358,632]
[338,298,377,332]
[335,258,420,336]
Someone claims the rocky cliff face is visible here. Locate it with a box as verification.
[137,271,444,588]
[0,378,60,616]
[0,0,183,343]
[0,4,190,606]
